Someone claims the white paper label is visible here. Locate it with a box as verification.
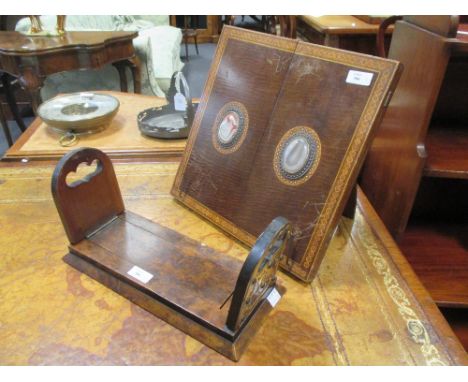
[346,70,374,86]
[127,266,154,284]
[174,92,187,111]
[267,288,281,307]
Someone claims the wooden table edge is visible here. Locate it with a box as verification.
[0,31,139,56]
[4,114,41,158]
[298,15,395,35]
[3,92,199,163]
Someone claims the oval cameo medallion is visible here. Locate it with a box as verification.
[281,136,311,175]
[212,102,249,154]
[274,126,321,186]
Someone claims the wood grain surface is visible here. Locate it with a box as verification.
[0,160,466,365]
[298,15,391,34]
[172,26,402,282]
[72,210,240,326]
[0,31,138,55]
[0,31,141,112]
[360,20,452,239]
[424,124,468,179]
[359,17,468,314]
[401,220,468,308]
[4,92,187,161]
[296,16,394,56]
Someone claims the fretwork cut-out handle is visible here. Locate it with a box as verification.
[51,147,125,244]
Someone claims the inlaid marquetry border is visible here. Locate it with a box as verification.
[295,42,398,278]
[171,26,401,282]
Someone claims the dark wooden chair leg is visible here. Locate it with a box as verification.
[377,16,403,58]
[194,35,199,55]
[0,101,13,147]
[1,73,26,132]
[184,36,189,61]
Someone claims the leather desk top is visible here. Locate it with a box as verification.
[4,92,187,161]
[0,161,466,365]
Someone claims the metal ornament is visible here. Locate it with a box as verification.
[138,71,195,139]
[226,216,291,331]
[37,92,120,148]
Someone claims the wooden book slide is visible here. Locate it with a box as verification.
[51,147,291,361]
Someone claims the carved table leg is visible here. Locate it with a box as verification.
[115,57,141,94]
[18,71,44,115]
[28,87,43,116]
[127,56,141,94]
[112,62,128,92]
[0,99,13,146]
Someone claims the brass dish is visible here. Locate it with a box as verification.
[37,92,120,135]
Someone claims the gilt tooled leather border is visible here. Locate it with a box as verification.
[171,26,401,280]
[346,207,450,365]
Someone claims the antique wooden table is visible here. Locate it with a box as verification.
[0,160,466,365]
[0,31,141,113]
[3,92,187,161]
[297,15,393,55]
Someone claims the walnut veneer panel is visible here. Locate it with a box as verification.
[73,211,240,329]
[0,161,465,365]
[4,92,186,160]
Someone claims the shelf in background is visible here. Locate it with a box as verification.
[400,221,468,308]
[440,307,468,352]
[452,23,468,55]
[424,124,468,179]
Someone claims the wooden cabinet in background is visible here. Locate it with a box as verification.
[360,16,468,348]
[297,15,393,55]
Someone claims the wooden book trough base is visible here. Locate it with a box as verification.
[51,148,291,361]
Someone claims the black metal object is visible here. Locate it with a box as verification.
[226,216,291,331]
[138,72,196,139]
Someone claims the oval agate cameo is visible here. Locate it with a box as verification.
[281,136,311,175]
[274,126,321,186]
[212,102,249,154]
